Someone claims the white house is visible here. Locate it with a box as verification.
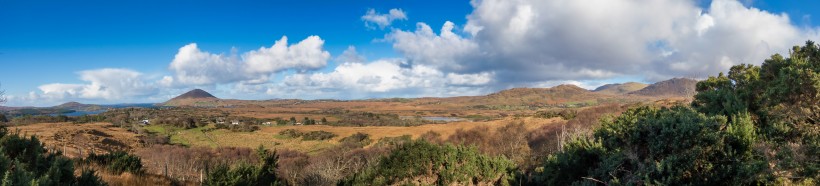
[231,121,240,125]
[140,120,150,125]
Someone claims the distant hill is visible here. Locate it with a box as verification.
[593,82,648,95]
[53,102,104,111]
[440,84,611,107]
[629,78,698,97]
[163,89,220,106]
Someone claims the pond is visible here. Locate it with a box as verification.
[401,116,465,122]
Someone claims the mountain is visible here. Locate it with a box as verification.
[53,102,104,111]
[441,84,609,107]
[629,78,698,97]
[163,89,220,106]
[593,82,649,95]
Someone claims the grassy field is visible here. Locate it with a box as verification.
[7,117,561,158]
[136,117,563,154]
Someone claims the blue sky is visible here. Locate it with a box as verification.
[1,0,819,106]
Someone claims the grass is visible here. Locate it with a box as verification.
[133,116,559,155]
[142,125,219,147]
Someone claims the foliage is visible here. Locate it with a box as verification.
[536,106,767,185]
[203,146,282,186]
[86,151,143,174]
[339,132,372,147]
[691,41,820,182]
[278,129,302,138]
[331,111,424,127]
[373,135,412,148]
[0,125,106,185]
[341,140,516,185]
[301,131,337,141]
[534,109,577,120]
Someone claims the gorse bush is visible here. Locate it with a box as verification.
[0,126,106,186]
[301,131,337,141]
[341,140,516,186]
[534,109,577,120]
[536,106,767,185]
[339,132,372,147]
[87,151,143,174]
[536,40,820,185]
[277,129,302,138]
[203,146,282,186]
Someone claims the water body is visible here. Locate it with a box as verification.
[401,116,465,122]
[49,103,158,117]
[421,116,465,122]
[50,110,105,117]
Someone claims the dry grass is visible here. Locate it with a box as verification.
[10,122,142,158]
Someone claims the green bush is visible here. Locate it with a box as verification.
[87,151,143,174]
[691,41,820,182]
[339,132,372,147]
[373,135,412,147]
[341,140,516,185]
[204,146,282,186]
[302,131,337,141]
[278,129,302,138]
[536,106,767,185]
[534,109,577,120]
[0,126,106,185]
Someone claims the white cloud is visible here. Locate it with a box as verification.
[271,50,495,99]
[362,8,408,29]
[389,21,479,72]
[34,68,159,102]
[169,36,331,86]
[386,0,819,84]
[446,72,493,86]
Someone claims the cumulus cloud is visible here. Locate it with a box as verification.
[389,21,480,72]
[389,0,819,84]
[168,36,330,86]
[36,68,159,101]
[269,48,495,99]
[362,8,408,29]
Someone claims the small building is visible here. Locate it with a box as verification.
[263,121,272,126]
[140,120,150,125]
[231,121,240,125]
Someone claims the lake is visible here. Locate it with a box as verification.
[50,110,106,117]
[401,116,465,122]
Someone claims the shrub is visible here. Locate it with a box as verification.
[0,125,105,185]
[341,140,516,185]
[203,146,282,186]
[278,129,303,138]
[536,106,766,185]
[373,135,412,147]
[339,132,372,147]
[87,151,143,174]
[302,131,337,141]
[534,109,577,120]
